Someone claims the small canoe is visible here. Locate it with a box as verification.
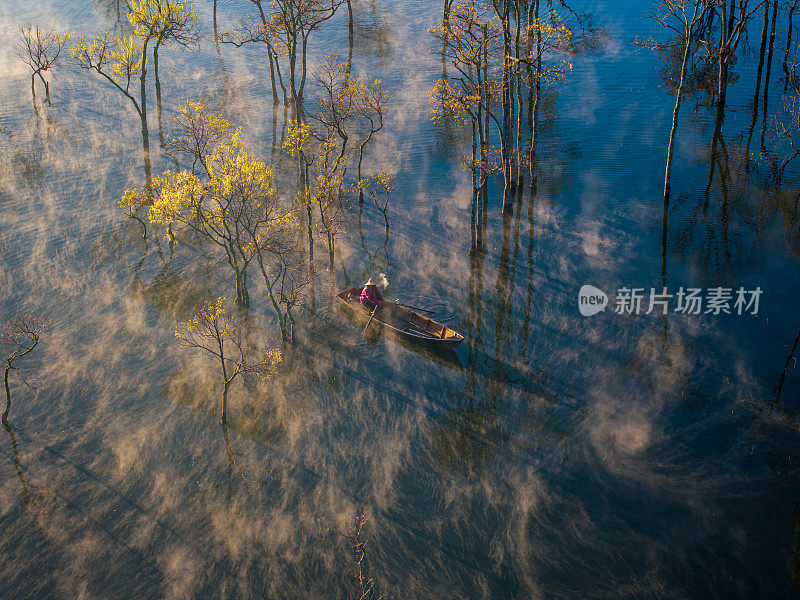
[336,287,464,349]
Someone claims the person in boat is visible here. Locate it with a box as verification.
[359,278,384,309]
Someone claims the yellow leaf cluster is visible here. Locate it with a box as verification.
[429,79,479,125]
[128,0,198,39]
[283,123,311,157]
[175,296,228,338]
[110,35,143,83]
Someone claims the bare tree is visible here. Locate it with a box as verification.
[430,0,571,218]
[769,94,800,174]
[175,297,281,426]
[639,0,711,202]
[706,0,763,111]
[1,313,45,428]
[223,0,344,110]
[72,29,155,181]
[15,25,71,108]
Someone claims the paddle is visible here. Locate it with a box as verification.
[394,300,434,314]
[363,304,379,332]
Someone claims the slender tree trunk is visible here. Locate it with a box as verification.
[154,40,165,147]
[471,115,478,255]
[221,378,230,426]
[483,29,490,180]
[41,76,51,106]
[234,267,250,307]
[357,123,381,204]
[30,74,37,114]
[257,253,289,343]
[304,167,314,267]
[746,0,770,161]
[784,0,798,92]
[477,57,487,190]
[755,0,769,110]
[514,0,524,194]
[289,38,298,110]
[761,0,779,148]
[347,0,354,39]
[268,46,279,105]
[480,180,489,251]
[299,34,309,104]
[500,1,514,214]
[717,0,729,110]
[2,366,11,428]
[327,232,334,271]
[664,31,693,202]
[703,105,725,209]
[140,40,152,184]
[348,17,354,69]
[273,51,289,104]
[527,0,539,190]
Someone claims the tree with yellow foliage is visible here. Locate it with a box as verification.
[72,29,154,180]
[286,56,390,269]
[149,0,201,144]
[284,121,348,271]
[175,297,281,426]
[166,98,234,174]
[124,101,306,343]
[141,128,284,308]
[15,25,71,109]
[71,0,199,181]
[430,0,571,216]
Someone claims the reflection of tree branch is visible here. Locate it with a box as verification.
[3,424,60,516]
[341,514,386,600]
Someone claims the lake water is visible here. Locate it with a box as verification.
[1,0,800,598]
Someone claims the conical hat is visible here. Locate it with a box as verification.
[364,277,373,286]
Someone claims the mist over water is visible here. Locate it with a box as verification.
[1,0,800,598]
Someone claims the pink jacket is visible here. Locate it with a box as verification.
[360,284,384,305]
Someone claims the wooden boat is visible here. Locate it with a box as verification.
[336,287,464,349]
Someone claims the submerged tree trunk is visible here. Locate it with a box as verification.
[139,40,152,184]
[347,0,354,39]
[235,268,250,308]
[784,0,799,92]
[761,0,779,148]
[471,115,478,254]
[30,74,38,116]
[299,34,309,105]
[664,22,694,202]
[37,72,51,106]
[514,0,524,194]
[2,365,11,428]
[499,0,514,214]
[268,46,279,106]
[221,378,230,426]
[528,0,541,193]
[154,40,165,147]
[755,0,770,109]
